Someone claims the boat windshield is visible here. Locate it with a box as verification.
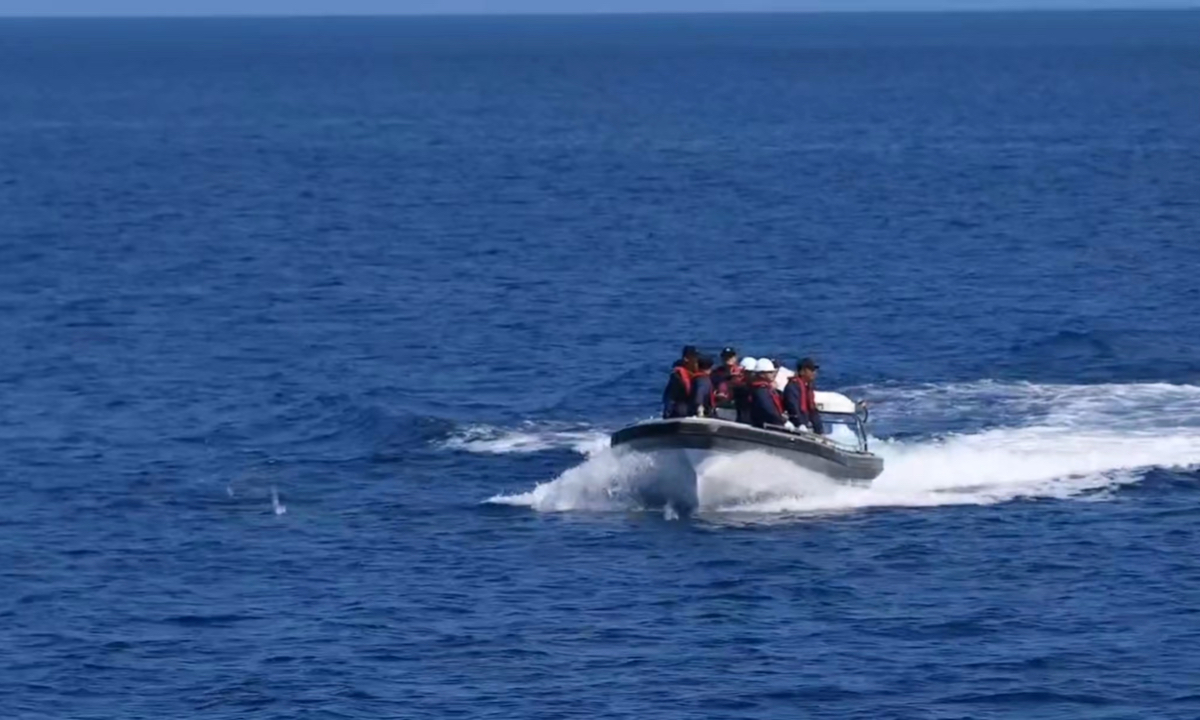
[819,413,869,452]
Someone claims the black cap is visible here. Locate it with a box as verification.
[720,346,738,360]
[798,357,820,371]
[681,345,698,359]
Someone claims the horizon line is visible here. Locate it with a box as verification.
[2,5,1198,19]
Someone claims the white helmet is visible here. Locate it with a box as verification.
[739,357,758,371]
[755,358,776,373]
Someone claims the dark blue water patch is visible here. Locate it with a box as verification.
[162,613,263,628]
[1013,329,1118,366]
[938,689,1118,707]
[998,328,1200,384]
[1110,467,1200,499]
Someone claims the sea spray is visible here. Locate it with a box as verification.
[485,382,1200,515]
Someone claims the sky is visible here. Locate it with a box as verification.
[0,0,1192,15]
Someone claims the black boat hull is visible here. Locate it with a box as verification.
[610,418,883,483]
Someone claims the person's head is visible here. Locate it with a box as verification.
[681,345,698,362]
[739,357,758,374]
[697,355,714,373]
[720,346,739,368]
[754,358,776,379]
[797,357,820,381]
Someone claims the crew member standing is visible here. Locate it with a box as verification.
[784,357,824,433]
[673,345,698,369]
[662,351,697,419]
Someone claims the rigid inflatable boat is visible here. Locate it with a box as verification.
[610,391,883,504]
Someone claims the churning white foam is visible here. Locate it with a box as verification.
[728,427,1198,514]
[858,380,1200,432]
[486,382,1200,516]
[486,446,659,512]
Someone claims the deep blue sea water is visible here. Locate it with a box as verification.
[2,12,1200,719]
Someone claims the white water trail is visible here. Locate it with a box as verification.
[486,382,1200,516]
[727,427,1198,514]
[486,446,658,512]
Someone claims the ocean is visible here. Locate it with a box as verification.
[2,11,1199,719]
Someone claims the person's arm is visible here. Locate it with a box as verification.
[805,386,824,433]
[662,372,683,417]
[757,388,786,426]
[689,378,709,417]
[783,382,802,425]
[711,370,730,404]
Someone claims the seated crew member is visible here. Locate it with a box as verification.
[661,353,696,419]
[748,358,787,429]
[733,356,757,424]
[689,355,716,417]
[711,347,740,405]
[784,357,824,433]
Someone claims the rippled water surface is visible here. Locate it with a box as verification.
[2,12,1200,720]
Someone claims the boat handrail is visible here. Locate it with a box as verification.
[762,423,865,454]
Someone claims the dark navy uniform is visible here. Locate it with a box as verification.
[749,380,786,428]
[731,373,752,424]
[785,367,824,433]
[689,370,715,417]
[661,366,692,419]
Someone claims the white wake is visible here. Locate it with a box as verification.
[483,382,1200,516]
